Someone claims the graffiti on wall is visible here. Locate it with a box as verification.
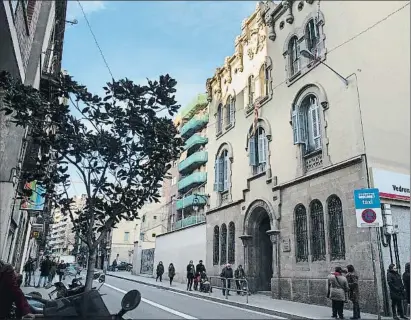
[140,248,155,274]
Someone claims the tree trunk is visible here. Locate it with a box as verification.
[85,248,96,291]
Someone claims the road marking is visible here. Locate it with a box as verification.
[105,278,285,319]
[103,283,198,320]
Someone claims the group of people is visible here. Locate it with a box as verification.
[23,256,68,288]
[219,263,247,296]
[327,263,410,320]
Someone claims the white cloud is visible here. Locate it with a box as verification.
[66,1,106,21]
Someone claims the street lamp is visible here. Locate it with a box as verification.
[300,48,349,86]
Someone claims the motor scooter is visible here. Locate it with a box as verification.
[48,272,101,299]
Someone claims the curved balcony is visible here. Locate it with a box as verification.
[178,171,207,193]
[174,215,206,230]
[184,134,208,152]
[176,193,207,211]
[178,151,208,175]
[180,114,209,139]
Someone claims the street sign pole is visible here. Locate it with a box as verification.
[369,227,382,320]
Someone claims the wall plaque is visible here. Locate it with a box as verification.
[282,238,291,252]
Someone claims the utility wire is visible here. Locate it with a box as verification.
[77,0,115,81]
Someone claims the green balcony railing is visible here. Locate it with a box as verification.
[178,171,207,193]
[178,151,208,175]
[184,134,208,152]
[180,114,209,139]
[174,215,206,230]
[176,193,207,211]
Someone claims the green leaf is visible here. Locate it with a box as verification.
[82,107,90,113]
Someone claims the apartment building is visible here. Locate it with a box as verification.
[0,0,68,272]
[204,1,409,314]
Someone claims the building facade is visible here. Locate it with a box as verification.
[204,0,409,314]
[0,0,68,271]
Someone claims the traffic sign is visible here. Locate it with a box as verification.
[353,188,383,227]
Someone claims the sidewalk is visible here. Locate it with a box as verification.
[107,271,388,320]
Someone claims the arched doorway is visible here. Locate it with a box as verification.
[246,205,273,292]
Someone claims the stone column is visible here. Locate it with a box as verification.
[266,229,280,298]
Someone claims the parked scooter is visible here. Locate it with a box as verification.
[48,272,102,299]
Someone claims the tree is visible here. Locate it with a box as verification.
[0,71,183,290]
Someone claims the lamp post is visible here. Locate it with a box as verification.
[300,49,349,86]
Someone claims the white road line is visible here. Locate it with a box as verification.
[105,278,285,319]
[103,283,198,320]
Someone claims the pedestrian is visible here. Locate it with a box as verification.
[387,264,407,320]
[112,258,117,272]
[23,257,34,287]
[37,256,51,288]
[327,266,349,319]
[156,261,164,282]
[403,263,410,309]
[194,260,206,291]
[186,260,195,291]
[48,259,57,284]
[57,260,66,282]
[168,263,175,286]
[234,264,246,295]
[346,264,361,319]
[220,263,234,296]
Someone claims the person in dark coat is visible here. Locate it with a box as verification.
[234,265,246,295]
[168,263,175,286]
[346,264,361,319]
[220,263,234,296]
[387,264,406,319]
[186,260,195,291]
[23,257,35,287]
[403,263,410,305]
[36,256,51,288]
[57,260,66,282]
[194,260,206,291]
[156,261,164,282]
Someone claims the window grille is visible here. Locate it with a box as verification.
[328,195,346,261]
[228,222,235,264]
[213,226,220,265]
[220,223,227,265]
[310,200,326,261]
[294,204,308,262]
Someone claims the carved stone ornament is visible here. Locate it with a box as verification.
[224,57,232,84]
[247,29,266,60]
[265,14,276,41]
[306,0,314,4]
[214,68,222,95]
[235,36,244,73]
[284,0,294,24]
[206,78,213,102]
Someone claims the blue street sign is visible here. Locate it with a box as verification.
[354,188,381,210]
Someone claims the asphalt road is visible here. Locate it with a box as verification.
[100,276,285,319]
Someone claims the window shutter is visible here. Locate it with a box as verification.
[263,135,268,163]
[213,159,220,191]
[251,77,255,102]
[223,156,229,191]
[249,137,257,166]
[258,133,264,164]
[217,157,224,192]
[298,109,307,145]
[229,100,235,124]
[226,156,231,189]
[292,110,300,145]
[244,81,249,108]
[311,104,322,150]
[224,105,229,126]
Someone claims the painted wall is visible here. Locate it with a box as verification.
[153,223,206,284]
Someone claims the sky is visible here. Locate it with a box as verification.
[62,0,258,196]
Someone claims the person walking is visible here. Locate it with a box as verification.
[327,266,349,319]
[403,263,410,315]
[168,263,175,286]
[37,256,51,288]
[48,259,57,284]
[156,261,164,282]
[387,264,407,320]
[346,264,361,319]
[194,260,206,291]
[234,265,246,295]
[220,263,234,296]
[57,260,66,282]
[186,260,195,291]
[23,258,34,287]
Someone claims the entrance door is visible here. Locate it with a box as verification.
[258,215,273,291]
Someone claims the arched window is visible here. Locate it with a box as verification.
[225,96,235,127]
[291,94,322,154]
[227,222,235,264]
[220,223,227,265]
[328,195,345,261]
[216,104,223,135]
[294,204,308,262]
[305,19,320,55]
[213,226,220,265]
[310,200,326,261]
[289,36,300,76]
[248,127,268,175]
[214,149,230,193]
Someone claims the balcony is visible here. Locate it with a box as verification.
[178,172,207,193]
[178,151,208,175]
[174,215,206,230]
[180,114,209,139]
[176,193,207,211]
[184,134,208,153]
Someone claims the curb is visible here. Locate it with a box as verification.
[106,273,308,320]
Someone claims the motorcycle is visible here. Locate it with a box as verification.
[48,272,102,300]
